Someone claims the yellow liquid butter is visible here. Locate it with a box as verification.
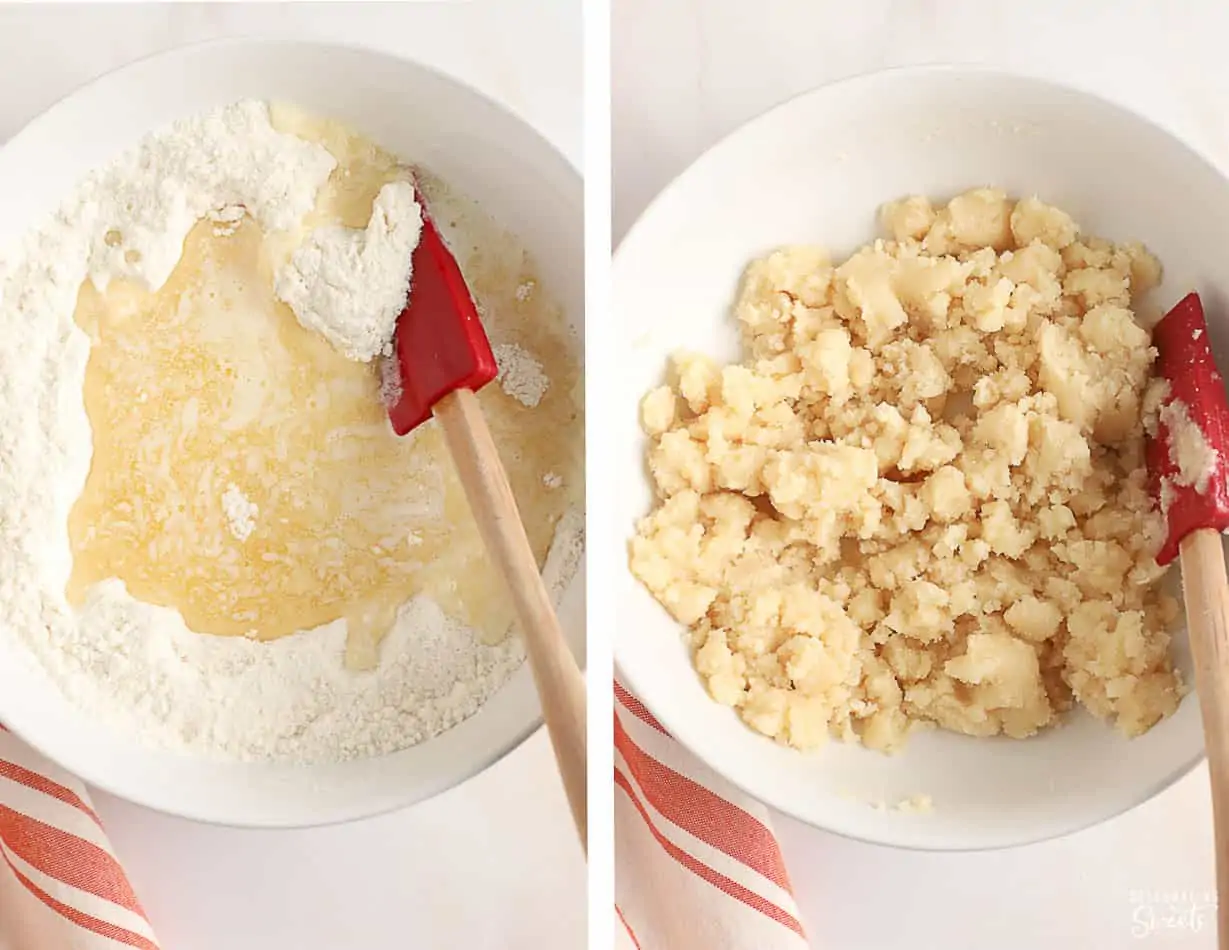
[66,108,583,665]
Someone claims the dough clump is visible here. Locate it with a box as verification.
[631,189,1183,752]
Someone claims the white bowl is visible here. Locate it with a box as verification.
[613,66,1216,850]
[0,39,585,828]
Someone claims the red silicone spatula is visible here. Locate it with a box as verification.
[388,184,587,851]
[1146,291,1229,948]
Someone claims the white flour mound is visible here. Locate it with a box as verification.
[0,100,580,763]
[275,180,424,362]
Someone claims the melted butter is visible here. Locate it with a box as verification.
[67,107,583,663]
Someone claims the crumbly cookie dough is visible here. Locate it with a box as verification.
[630,188,1184,752]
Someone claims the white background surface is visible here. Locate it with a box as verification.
[0,3,585,949]
[7,0,1229,947]
[613,1,1223,948]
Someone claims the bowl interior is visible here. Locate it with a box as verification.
[614,66,1216,850]
[0,40,585,828]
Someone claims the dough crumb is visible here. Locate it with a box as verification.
[1160,399,1218,493]
[894,794,934,814]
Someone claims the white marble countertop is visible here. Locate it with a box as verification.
[0,3,584,949]
[613,1,1223,947]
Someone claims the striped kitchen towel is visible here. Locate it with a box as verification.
[614,680,810,949]
[0,726,159,950]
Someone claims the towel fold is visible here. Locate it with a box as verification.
[0,726,159,950]
[614,680,810,949]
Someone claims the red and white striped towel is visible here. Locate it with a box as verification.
[0,726,159,950]
[614,680,810,950]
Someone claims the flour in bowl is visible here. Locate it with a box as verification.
[495,342,550,408]
[221,484,259,542]
[0,101,585,763]
[275,179,424,362]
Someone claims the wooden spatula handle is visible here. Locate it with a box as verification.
[1179,528,1229,948]
[435,388,588,852]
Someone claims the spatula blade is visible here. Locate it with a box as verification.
[386,185,498,436]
